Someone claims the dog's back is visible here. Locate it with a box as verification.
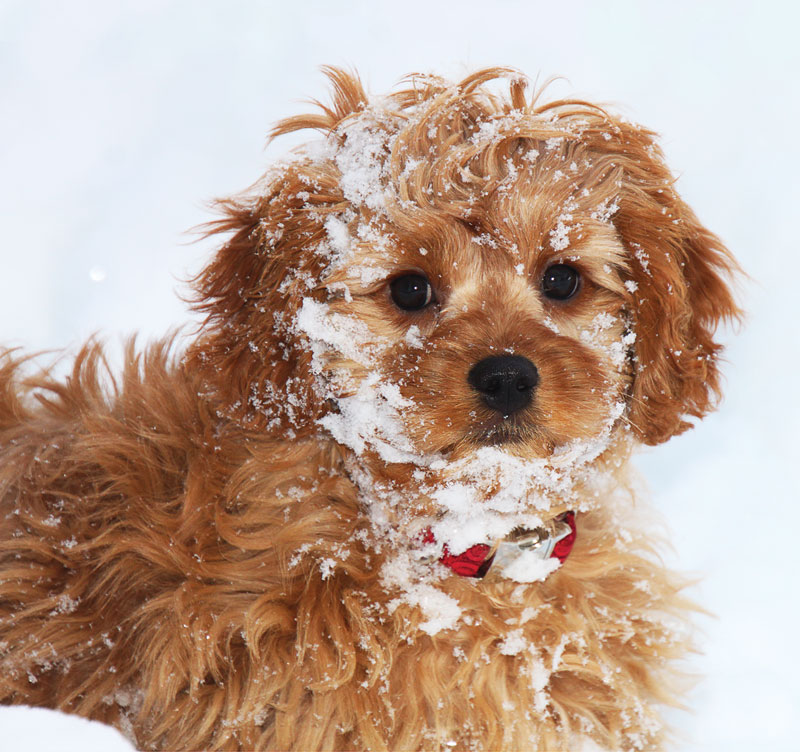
[0,341,347,750]
[0,341,209,732]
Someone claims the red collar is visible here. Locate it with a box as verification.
[425,512,577,579]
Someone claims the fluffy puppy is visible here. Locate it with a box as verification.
[0,68,739,750]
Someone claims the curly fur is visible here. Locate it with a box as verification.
[0,68,739,750]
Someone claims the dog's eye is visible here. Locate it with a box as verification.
[542,264,581,301]
[390,274,434,311]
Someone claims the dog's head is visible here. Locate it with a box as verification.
[189,68,739,477]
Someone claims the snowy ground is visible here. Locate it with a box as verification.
[1,1,798,749]
[0,706,134,751]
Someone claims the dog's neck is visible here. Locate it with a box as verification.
[339,435,633,585]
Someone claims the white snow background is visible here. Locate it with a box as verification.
[1,1,798,749]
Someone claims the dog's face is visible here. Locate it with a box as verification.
[189,68,739,536]
[299,182,633,466]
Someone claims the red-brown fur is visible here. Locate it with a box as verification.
[0,68,739,750]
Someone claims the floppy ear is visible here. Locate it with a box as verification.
[602,122,741,445]
[185,163,345,436]
[183,67,373,436]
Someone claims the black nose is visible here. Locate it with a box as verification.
[468,355,539,417]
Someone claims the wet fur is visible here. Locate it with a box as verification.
[0,68,739,750]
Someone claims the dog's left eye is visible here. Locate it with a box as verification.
[390,274,434,311]
[542,264,581,301]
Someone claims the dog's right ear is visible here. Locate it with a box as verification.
[184,68,382,435]
[185,163,346,435]
[185,67,373,435]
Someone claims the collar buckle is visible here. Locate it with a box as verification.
[422,512,577,580]
[486,515,574,577]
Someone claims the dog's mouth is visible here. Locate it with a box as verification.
[470,413,537,446]
[430,414,552,460]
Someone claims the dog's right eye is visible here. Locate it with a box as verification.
[390,274,434,311]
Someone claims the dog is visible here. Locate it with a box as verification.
[0,67,739,750]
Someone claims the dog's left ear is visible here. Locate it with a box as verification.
[594,120,742,445]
